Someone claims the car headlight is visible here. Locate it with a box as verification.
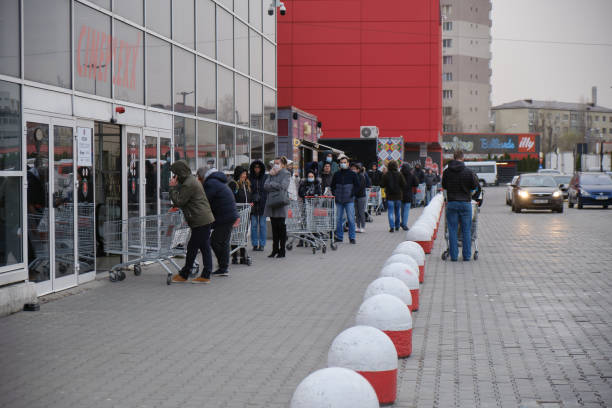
[552,191,561,198]
[579,188,591,197]
[518,190,529,199]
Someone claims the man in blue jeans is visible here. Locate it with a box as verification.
[441,150,478,261]
[331,156,361,244]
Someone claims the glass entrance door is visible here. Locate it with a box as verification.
[25,114,77,295]
[144,129,173,216]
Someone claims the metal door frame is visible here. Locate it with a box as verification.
[76,119,96,285]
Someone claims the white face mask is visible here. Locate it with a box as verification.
[273,164,281,170]
[307,177,315,182]
[340,162,348,169]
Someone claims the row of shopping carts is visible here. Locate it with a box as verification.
[286,196,337,254]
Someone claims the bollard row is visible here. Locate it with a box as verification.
[290,193,445,407]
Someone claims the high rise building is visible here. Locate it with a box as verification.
[441,0,492,133]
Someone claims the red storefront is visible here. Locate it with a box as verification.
[277,0,442,167]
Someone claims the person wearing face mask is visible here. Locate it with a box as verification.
[248,160,268,251]
[331,156,361,244]
[228,166,252,264]
[298,170,322,199]
[318,151,339,176]
[264,157,291,258]
[351,163,370,233]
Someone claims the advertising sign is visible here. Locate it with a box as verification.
[377,137,404,168]
[442,133,540,155]
[76,127,92,167]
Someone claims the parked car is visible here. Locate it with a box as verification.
[552,174,572,200]
[568,172,612,209]
[538,169,561,174]
[511,173,564,213]
[505,175,519,205]
[464,161,497,186]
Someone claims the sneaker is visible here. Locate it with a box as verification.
[192,277,211,284]
[171,274,188,283]
[401,225,408,231]
[212,269,229,277]
[350,239,356,244]
[356,228,362,233]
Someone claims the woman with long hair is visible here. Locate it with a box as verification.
[264,157,291,258]
[229,166,252,264]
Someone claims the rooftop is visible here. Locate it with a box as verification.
[492,99,612,113]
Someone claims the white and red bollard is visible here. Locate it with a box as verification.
[384,253,421,283]
[380,262,420,311]
[290,367,379,408]
[393,241,426,283]
[406,225,433,254]
[328,325,398,405]
[364,276,413,311]
[356,294,413,358]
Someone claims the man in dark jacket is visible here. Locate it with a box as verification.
[198,167,239,276]
[400,163,419,230]
[331,156,361,244]
[170,160,215,283]
[414,163,425,184]
[442,150,479,262]
[424,168,436,205]
[318,151,339,175]
[320,162,334,193]
[367,162,383,187]
[248,160,268,251]
[352,163,371,233]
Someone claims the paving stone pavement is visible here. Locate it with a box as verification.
[1,188,611,408]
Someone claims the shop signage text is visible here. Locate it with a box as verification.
[442,133,540,155]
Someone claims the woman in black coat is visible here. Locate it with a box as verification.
[229,166,252,263]
[400,163,419,230]
[248,160,268,251]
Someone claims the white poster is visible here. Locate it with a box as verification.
[77,127,93,167]
[419,143,427,158]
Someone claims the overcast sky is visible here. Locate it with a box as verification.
[491,0,612,108]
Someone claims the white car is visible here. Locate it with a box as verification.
[506,175,519,205]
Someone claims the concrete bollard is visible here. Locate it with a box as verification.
[406,226,433,253]
[356,294,413,358]
[290,367,379,408]
[384,253,422,283]
[328,326,398,405]
[364,276,413,311]
[380,262,420,311]
[393,241,426,283]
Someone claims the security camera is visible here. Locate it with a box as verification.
[280,2,286,15]
[268,6,274,15]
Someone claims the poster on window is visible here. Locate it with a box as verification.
[76,127,92,167]
[376,137,404,168]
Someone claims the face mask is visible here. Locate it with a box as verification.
[326,157,332,163]
[307,177,314,182]
[340,163,348,169]
[273,164,280,170]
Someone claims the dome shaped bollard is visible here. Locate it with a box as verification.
[290,367,379,408]
[380,262,420,311]
[356,294,413,358]
[328,326,398,405]
[364,276,413,311]
[384,253,422,284]
[406,226,433,254]
[393,241,426,283]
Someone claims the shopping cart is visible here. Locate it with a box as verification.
[441,189,483,261]
[366,186,383,216]
[76,203,96,272]
[103,212,191,284]
[414,183,426,207]
[230,203,253,265]
[286,199,321,253]
[304,196,337,252]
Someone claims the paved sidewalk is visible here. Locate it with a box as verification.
[1,189,611,408]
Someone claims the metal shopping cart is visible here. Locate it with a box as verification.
[286,199,321,253]
[366,186,383,217]
[414,183,426,207]
[103,211,191,284]
[230,203,253,265]
[304,196,337,253]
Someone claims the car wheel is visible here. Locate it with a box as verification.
[577,197,583,209]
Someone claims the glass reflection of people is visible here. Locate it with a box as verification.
[27,156,48,279]
[0,177,22,267]
[145,160,156,214]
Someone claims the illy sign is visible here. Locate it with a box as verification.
[518,135,536,153]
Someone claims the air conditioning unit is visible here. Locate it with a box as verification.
[360,126,379,138]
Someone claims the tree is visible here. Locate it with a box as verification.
[557,130,583,151]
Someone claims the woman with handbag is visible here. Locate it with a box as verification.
[264,156,291,258]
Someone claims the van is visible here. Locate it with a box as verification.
[464,161,497,186]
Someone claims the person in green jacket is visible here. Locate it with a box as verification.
[169,160,215,283]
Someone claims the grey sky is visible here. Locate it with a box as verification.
[491,0,612,109]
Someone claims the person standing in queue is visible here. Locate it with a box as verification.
[264,157,291,258]
[352,163,370,233]
[248,160,268,252]
[197,167,239,277]
[331,156,361,244]
[381,160,406,233]
[318,151,339,175]
[170,160,215,284]
[319,162,334,195]
[400,163,419,231]
[228,166,252,265]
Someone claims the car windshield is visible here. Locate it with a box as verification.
[553,176,571,184]
[581,174,612,185]
[519,176,556,187]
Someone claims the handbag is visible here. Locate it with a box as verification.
[267,189,289,209]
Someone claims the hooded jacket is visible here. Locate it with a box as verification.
[318,151,339,175]
[228,166,252,205]
[331,167,361,204]
[298,178,322,199]
[169,160,214,228]
[414,166,425,184]
[400,163,419,202]
[442,160,478,202]
[381,161,407,201]
[264,167,291,218]
[248,160,268,216]
[368,165,383,187]
[202,170,239,225]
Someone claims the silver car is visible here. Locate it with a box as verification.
[506,175,519,205]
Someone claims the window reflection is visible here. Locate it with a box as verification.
[263,39,276,87]
[53,126,75,279]
[197,57,216,119]
[235,75,249,127]
[146,0,171,38]
[249,0,262,31]
[114,22,144,104]
[196,0,215,58]
[217,7,234,67]
[0,0,20,77]
[236,129,250,168]
[174,47,195,114]
[0,81,21,171]
[174,117,197,170]
[263,134,275,168]
[115,0,143,25]
[235,20,249,74]
[0,176,22,268]
[251,132,263,160]
[250,81,263,130]
[217,67,234,123]
[218,125,235,171]
[263,3,276,41]
[198,121,217,169]
[173,0,195,49]
[264,87,277,133]
[147,35,171,110]
[249,30,262,80]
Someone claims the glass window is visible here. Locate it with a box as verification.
[250,81,263,129]
[173,0,195,49]
[263,87,276,133]
[115,0,143,25]
[218,125,235,171]
[217,67,234,123]
[113,21,144,104]
[173,47,195,113]
[249,30,262,80]
[251,132,263,160]
[235,75,249,126]
[235,20,249,74]
[74,3,112,98]
[236,129,250,168]
[263,4,275,41]
[217,7,234,67]
[263,134,275,167]
[24,0,71,88]
[0,176,22,268]
[146,0,171,38]
[53,125,75,279]
[0,81,21,171]
[0,0,20,77]
[89,0,110,9]
[197,120,216,169]
[263,39,276,87]
[235,0,248,21]
[196,0,215,58]
[217,0,233,10]
[197,57,216,119]
[249,0,262,31]
[146,35,171,110]
[174,117,197,170]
